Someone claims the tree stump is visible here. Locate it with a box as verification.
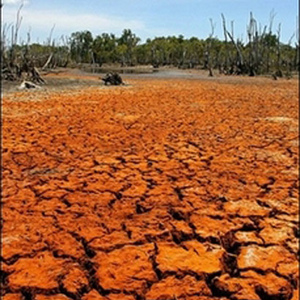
[102,72,124,85]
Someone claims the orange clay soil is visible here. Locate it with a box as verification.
[1,73,299,300]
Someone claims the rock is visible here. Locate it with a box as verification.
[115,207,172,243]
[101,294,135,300]
[167,219,194,243]
[2,214,53,263]
[183,298,228,300]
[48,231,86,259]
[213,273,260,300]
[223,199,270,217]
[35,295,72,300]
[88,230,131,251]
[285,238,299,255]
[65,191,114,207]
[156,241,224,276]
[6,252,86,292]
[93,244,157,292]
[57,213,107,242]
[122,180,148,197]
[237,245,295,271]
[221,230,264,253]
[145,275,212,299]
[234,231,263,245]
[189,214,236,241]
[61,266,89,294]
[1,295,23,300]
[258,223,295,245]
[276,260,299,287]
[291,290,299,300]
[7,252,65,290]
[82,290,104,300]
[212,271,293,300]
[82,290,135,300]
[246,271,294,300]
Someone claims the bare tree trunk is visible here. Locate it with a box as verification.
[206,19,215,76]
[226,27,245,74]
[247,12,257,76]
[42,53,53,70]
[275,23,283,77]
[221,14,230,74]
[31,66,45,83]
[266,10,276,73]
[295,17,300,72]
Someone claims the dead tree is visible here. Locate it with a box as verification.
[265,10,276,73]
[1,4,45,84]
[205,19,215,77]
[221,14,247,75]
[247,12,257,76]
[295,17,300,73]
[226,22,245,74]
[221,14,228,74]
[275,23,283,77]
[1,4,23,81]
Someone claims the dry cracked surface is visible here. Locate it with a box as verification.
[1,74,299,300]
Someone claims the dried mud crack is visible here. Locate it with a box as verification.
[1,74,299,300]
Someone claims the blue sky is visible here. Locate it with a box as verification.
[2,0,298,45]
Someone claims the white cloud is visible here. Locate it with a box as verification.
[25,10,143,32]
[2,0,29,5]
[3,6,145,40]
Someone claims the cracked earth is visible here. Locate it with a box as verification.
[1,73,299,300]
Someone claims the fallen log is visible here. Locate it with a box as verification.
[31,67,45,84]
[42,53,53,70]
[18,80,41,90]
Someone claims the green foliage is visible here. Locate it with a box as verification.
[92,33,117,66]
[2,23,298,76]
[70,30,93,63]
[117,29,141,66]
[64,29,299,74]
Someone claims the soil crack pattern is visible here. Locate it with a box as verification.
[2,75,299,300]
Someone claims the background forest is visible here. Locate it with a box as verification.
[1,7,299,82]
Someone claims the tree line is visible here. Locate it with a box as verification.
[68,25,298,77]
[1,10,299,82]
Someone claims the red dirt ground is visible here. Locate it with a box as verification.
[1,72,299,300]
